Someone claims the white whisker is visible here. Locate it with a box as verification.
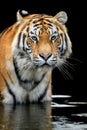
[69,57,83,64]
[62,59,75,71]
[57,65,70,79]
[61,65,74,80]
[56,59,74,80]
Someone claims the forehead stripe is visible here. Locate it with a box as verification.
[48,23,53,27]
[33,24,41,27]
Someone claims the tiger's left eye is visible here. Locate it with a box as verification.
[51,35,57,41]
[51,35,58,42]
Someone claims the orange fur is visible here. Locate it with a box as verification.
[0,24,20,91]
[0,11,72,104]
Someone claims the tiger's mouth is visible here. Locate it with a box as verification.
[33,59,57,68]
[34,63,57,68]
[38,62,54,67]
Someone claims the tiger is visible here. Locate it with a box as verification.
[0,10,72,104]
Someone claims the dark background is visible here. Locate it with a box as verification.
[0,0,86,100]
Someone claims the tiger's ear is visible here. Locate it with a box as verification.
[16,10,29,22]
[54,11,68,24]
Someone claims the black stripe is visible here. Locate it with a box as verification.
[26,27,29,33]
[30,73,46,91]
[18,52,25,58]
[61,34,68,56]
[17,32,32,54]
[0,72,16,105]
[32,17,43,23]
[33,18,44,23]
[43,19,53,24]
[58,34,65,55]
[48,23,53,27]
[1,73,16,105]
[23,34,26,51]
[65,34,68,49]
[17,32,22,48]
[33,24,41,27]
[4,79,16,105]
[13,58,32,84]
[38,86,48,102]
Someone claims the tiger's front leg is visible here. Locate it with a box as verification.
[2,84,28,104]
[28,70,52,103]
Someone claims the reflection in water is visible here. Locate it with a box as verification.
[52,116,87,130]
[0,96,87,130]
[0,103,52,130]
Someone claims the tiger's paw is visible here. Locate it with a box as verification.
[3,95,14,104]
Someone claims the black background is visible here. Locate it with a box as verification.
[0,0,86,100]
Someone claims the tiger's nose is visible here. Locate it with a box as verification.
[39,53,52,60]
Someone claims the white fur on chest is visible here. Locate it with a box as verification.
[5,59,52,104]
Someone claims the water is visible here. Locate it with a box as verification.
[0,95,87,130]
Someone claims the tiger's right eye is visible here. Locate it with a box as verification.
[31,36,38,43]
[31,36,37,41]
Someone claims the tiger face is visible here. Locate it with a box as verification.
[14,11,72,70]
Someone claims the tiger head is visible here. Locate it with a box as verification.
[14,10,72,69]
